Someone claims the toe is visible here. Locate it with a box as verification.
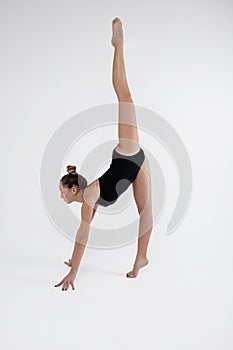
[126,271,135,278]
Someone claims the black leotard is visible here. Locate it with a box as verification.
[95,147,145,207]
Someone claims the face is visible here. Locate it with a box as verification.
[59,182,78,204]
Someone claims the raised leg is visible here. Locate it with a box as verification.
[111,18,140,155]
[126,157,154,278]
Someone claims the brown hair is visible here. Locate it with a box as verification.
[60,165,88,190]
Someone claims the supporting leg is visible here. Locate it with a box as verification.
[127,157,154,278]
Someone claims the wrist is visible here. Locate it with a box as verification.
[70,268,78,276]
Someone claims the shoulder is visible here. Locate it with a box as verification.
[81,190,97,224]
[83,179,100,208]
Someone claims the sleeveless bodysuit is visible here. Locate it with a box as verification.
[95,147,145,207]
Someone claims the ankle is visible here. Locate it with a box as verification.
[136,255,148,261]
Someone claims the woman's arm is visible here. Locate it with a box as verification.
[64,206,97,268]
[70,200,95,275]
[71,201,96,274]
[54,199,96,291]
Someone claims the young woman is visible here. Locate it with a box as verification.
[55,18,153,291]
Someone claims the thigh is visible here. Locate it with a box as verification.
[115,142,140,156]
[133,157,152,215]
[117,99,140,154]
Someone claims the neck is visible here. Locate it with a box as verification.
[75,189,84,203]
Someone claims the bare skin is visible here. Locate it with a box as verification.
[111,18,153,278]
[111,17,124,47]
[56,18,153,290]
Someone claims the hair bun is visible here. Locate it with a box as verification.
[66,165,78,175]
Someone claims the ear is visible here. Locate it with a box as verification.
[72,185,79,194]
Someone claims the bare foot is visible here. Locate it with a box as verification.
[111,17,124,47]
[126,257,149,278]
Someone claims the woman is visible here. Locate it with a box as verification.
[55,17,153,291]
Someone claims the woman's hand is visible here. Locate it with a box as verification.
[64,258,72,267]
[54,271,76,291]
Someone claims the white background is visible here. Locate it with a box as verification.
[1,0,233,349]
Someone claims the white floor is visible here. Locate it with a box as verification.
[1,1,233,349]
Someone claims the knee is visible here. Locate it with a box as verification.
[117,91,133,103]
[137,196,152,216]
[137,206,144,215]
[138,206,153,223]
